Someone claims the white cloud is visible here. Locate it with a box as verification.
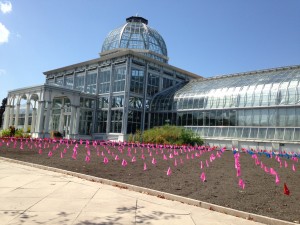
[0,22,9,44]
[0,1,12,14]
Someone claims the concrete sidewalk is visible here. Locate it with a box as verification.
[0,159,264,225]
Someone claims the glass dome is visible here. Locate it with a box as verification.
[101,16,168,63]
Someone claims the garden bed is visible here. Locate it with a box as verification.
[0,138,299,223]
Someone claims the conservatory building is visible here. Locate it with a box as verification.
[3,16,300,151]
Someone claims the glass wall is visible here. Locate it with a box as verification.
[110,110,123,133]
[75,72,85,92]
[99,69,110,94]
[79,97,95,135]
[147,73,159,96]
[86,70,97,94]
[113,67,126,92]
[64,75,74,89]
[55,76,64,86]
[130,68,144,94]
[150,66,300,142]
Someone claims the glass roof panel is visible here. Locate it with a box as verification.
[101,16,168,63]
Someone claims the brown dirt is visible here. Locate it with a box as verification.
[0,138,299,223]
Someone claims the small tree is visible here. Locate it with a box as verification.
[0,97,7,128]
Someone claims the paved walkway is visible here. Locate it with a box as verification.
[0,159,264,225]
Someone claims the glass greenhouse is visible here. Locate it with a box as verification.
[3,16,300,151]
[151,66,300,143]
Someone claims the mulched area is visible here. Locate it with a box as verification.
[0,138,299,223]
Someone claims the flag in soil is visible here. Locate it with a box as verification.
[284,183,290,195]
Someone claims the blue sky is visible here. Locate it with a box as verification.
[0,0,299,101]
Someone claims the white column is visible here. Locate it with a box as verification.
[44,101,52,134]
[31,108,37,133]
[24,102,30,132]
[9,105,14,127]
[37,101,45,134]
[74,107,80,136]
[14,104,20,128]
[69,105,75,135]
[3,105,10,129]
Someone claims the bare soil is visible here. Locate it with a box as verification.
[0,138,299,223]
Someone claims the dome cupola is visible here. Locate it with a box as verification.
[100,16,168,63]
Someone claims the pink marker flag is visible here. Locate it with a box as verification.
[63,148,67,154]
[166,167,172,176]
[163,154,168,160]
[260,162,264,169]
[284,161,288,168]
[264,166,269,173]
[115,155,119,160]
[72,152,77,160]
[200,172,206,182]
[275,174,280,185]
[85,155,90,163]
[141,154,145,160]
[143,162,147,171]
[103,157,108,164]
[60,152,64,158]
[122,159,128,167]
[131,156,136,162]
[270,168,276,175]
[206,160,209,167]
[238,178,245,189]
[200,161,203,169]
[48,151,53,157]
[152,157,157,165]
[174,159,178,167]
[255,158,260,166]
[236,167,241,177]
[292,164,296,172]
[38,149,42,155]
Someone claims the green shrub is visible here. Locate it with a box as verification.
[14,128,24,138]
[23,133,31,138]
[180,128,204,146]
[141,125,203,145]
[128,133,134,142]
[0,129,10,137]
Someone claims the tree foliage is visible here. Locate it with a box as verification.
[0,97,7,128]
